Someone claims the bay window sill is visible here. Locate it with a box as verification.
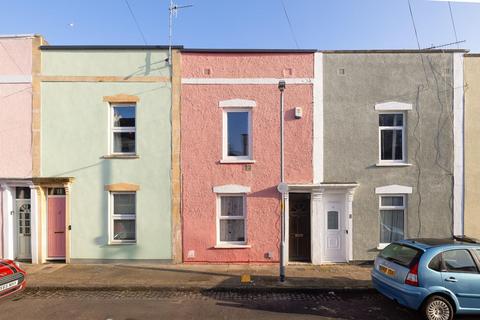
[219,159,256,164]
[108,242,137,246]
[375,163,412,167]
[102,155,140,160]
[214,244,251,249]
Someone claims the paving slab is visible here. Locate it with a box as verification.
[21,263,373,292]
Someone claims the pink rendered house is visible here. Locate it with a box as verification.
[181,50,315,263]
[0,35,43,261]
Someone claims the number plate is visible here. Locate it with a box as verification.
[379,265,396,277]
[0,280,18,292]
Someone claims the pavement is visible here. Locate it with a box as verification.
[21,262,373,292]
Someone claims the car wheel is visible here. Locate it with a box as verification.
[422,295,454,320]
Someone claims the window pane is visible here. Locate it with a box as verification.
[327,211,339,229]
[16,187,31,199]
[227,112,249,157]
[443,250,478,273]
[429,254,443,272]
[113,220,136,241]
[113,106,135,127]
[221,196,243,217]
[113,132,136,153]
[113,194,136,215]
[220,220,245,242]
[380,210,404,243]
[381,129,403,160]
[379,114,403,127]
[381,196,404,207]
[380,243,421,268]
[48,188,66,196]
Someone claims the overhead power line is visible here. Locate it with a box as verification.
[124,0,148,45]
[279,0,300,49]
[0,42,25,74]
[447,2,460,48]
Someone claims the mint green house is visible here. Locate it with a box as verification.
[38,46,182,263]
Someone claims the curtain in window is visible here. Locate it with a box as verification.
[380,209,404,243]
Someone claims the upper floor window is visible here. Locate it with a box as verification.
[379,113,405,163]
[223,109,252,161]
[111,104,136,155]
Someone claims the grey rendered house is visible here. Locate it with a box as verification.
[309,50,465,262]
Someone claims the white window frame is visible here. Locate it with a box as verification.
[216,194,247,246]
[378,112,406,164]
[110,103,136,155]
[109,191,137,244]
[222,108,252,161]
[378,194,406,249]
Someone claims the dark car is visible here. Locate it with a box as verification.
[0,260,26,298]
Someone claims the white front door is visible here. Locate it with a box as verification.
[16,199,32,260]
[323,199,346,262]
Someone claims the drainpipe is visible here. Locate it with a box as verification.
[278,80,286,282]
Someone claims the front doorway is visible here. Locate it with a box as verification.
[323,196,346,263]
[47,188,66,259]
[15,187,31,260]
[288,193,311,262]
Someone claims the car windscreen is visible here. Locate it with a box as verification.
[379,243,422,268]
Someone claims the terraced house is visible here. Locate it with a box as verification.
[35,45,182,263]
[181,49,466,264]
[0,34,44,262]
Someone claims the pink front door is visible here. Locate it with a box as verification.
[48,197,66,258]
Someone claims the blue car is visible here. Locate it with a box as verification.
[371,237,480,320]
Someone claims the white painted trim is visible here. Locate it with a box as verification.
[375,101,412,111]
[213,184,251,194]
[375,163,412,167]
[219,160,256,164]
[2,185,14,260]
[0,75,32,84]
[378,112,406,164]
[310,190,324,265]
[182,78,314,85]
[0,34,35,38]
[313,52,324,183]
[213,244,251,249]
[108,192,137,245]
[219,99,256,108]
[453,52,465,236]
[30,187,39,264]
[375,185,413,194]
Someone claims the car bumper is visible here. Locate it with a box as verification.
[372,270,427,310]
[0,279,26,300]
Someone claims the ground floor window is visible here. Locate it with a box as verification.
[110,192,136,243]
[217,195,246,245]
[379,195,405,244]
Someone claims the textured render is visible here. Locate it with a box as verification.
[0,37,33,178]
[41,50,173,260]
[182,53,314,78]
[181,53,313,263]
[464,56,480,239]
[323,53,455,260]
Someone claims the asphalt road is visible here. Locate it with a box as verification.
[0,290,478,320]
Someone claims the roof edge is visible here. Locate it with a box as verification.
[40,45,183,50]
[181,48,317,53]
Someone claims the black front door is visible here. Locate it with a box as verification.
[288,193,311,262]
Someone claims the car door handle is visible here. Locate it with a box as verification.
[445,277,458,283]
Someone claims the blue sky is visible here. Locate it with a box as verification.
[2,0,480,51]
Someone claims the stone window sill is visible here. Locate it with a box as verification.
[219,160,256,164]
[102,155,140,160]
[375,163,412,167]
[377,243,389,250]
[213,244,251,249]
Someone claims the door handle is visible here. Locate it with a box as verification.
[54,231,64,234]
[445,277,457,283]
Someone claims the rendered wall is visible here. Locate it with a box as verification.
[323,53,455,260]
[464,56,480,239]
[0,37,33,178]
[181,52,314,263]
[41,50,173,260]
